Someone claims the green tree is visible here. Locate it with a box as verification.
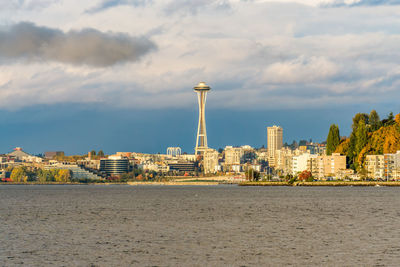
[37,169,57,182]
[90,150,96,157]
[37,169,48,183]
[10,167,28,183]
[326,124,340,155]
[352,113,369,132]
[369,110,381,131]
[98,150,105,157]
[383,112,395,126]
[245,169,260,181]
[355,120,368,157]
[55,169,71,183]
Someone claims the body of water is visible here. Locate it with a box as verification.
[1,185,400,266]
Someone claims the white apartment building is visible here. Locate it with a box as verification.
[365,155,385,179]
[384,151,400,180]
[224,146,244,165]
[292,153,312,175]
[203,149,219,174]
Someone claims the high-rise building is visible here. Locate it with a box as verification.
[267,125,283,167]
[194,82,211,156]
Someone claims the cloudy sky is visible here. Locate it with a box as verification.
[0,0,399,154]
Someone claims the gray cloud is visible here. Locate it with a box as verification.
[164,0,231,15]
[322,0,400,7]
[0,0,59,10]
[85,0,152,13]
[0,22,157,67]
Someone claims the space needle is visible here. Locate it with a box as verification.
[194,82,211,156]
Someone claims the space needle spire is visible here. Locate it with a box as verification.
[194,82,211,156]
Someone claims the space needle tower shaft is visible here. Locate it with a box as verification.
[194,82,211,156]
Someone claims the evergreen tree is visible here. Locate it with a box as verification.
[369,110,381,131]
[355,120,367,156]
[326,124,340,155]
[352,113,369,132]
[347,132,357,169]
[98,150,105,157]
[383,112,395,126]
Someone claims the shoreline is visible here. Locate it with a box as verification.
[3,181,400,186]
[239,181,400,187]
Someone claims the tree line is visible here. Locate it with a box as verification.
[8,166,72,183]
[327,110,400,170]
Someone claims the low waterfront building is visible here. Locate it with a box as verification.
[365,155,385,179]
[100,156,129,176]
[168,161,196,172]
[292,153,312,175]
[308,153,346,179]
[231,164,241,173]
[8,147,43,163]
[322,153,346,178]
[384,151,400,180]
[142,163,169,172]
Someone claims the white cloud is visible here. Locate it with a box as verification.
[0,0,400,110]
[261,56,338,84]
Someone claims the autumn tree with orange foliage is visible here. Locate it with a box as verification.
[333,111,400,171]
[298,170,313,182]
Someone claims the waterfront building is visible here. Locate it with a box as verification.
[7,147,43,163]
[308,153,346,179]
[322,153,346,178]
[308,155,324,178]
[168,162,196,172]
[231,164,241,173]
[365,155,385,179]
[384,151,400,180]
[224,146,244,171]
[292,153,312,175]
[45,163,103,180]
[267,126,283,167]
[203,148,219,174]
[100,156,129,176]
[142,163,170,173]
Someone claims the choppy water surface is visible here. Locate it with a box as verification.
[1,185,400,266]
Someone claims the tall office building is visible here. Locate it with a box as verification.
[267,125,283,167]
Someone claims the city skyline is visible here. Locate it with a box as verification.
[1,1,400,154]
